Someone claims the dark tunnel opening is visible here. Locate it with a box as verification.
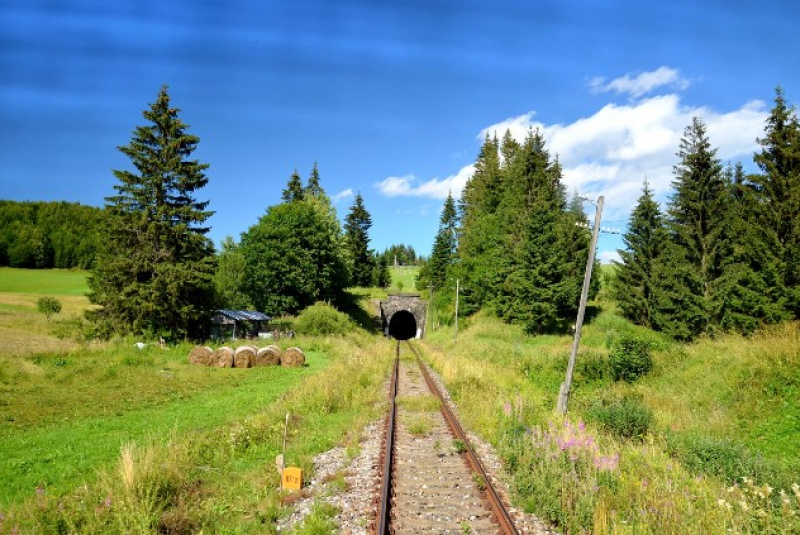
[388,310,417,340]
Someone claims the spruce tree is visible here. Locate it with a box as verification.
[344,193,375,287]
[494,129,583,333]
[282,170,305,202]
[753,87,800,317]
[613,181,667,328]
[656,117,725,336]
[456,134,506,314]
[711,164,787,333]
[305,162,324,198]
[428,192,458,290]
[88,86,216,339]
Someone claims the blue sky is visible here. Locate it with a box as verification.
[2,0,799,263]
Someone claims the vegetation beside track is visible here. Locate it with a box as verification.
[422,306,800,534]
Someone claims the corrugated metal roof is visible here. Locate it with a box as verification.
[218,310,271,321]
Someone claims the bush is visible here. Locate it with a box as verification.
[576,350,608,382]
[608,331,653,382]
[293,302,355,336]
[587,397,654,440]
[37,296,62,320]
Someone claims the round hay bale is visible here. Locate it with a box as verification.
[281,347,306,367]
[234,346,256,368]
[187,345,213,366]
[254,345,282,366]
[212,347,234,368]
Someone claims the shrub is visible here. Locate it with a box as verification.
[293,301,354,336]
[576,350,608,382]
[608,331,653,382]
[587,397,654,440]
[37,296,62,320]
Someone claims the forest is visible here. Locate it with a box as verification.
[0,200,104,269]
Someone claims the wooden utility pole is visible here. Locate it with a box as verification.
[453,278,460,342]
[557,196,604,415]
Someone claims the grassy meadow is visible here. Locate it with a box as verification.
[422,305,800,533]
[3,266,800,533]
[0,269,395,533]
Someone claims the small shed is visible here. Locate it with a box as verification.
[211,310,271,340]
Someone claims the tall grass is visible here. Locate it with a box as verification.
[0,333,394,533]
[423,307,800,533]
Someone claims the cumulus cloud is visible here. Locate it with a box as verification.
[375,165,474,199]
[331,188,354,203]
[480,94,767,223]
[589,66,690,98]
[377,69,768,230]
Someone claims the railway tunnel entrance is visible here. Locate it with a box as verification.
[379,294,426,340]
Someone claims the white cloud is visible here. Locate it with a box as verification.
[331,188,354,203]
[375,165,474,200]
[590,66,690,98]
[480,94,767,224]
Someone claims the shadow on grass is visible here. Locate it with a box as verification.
[337,290,382,334]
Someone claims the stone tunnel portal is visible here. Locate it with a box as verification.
[379,294,426,340]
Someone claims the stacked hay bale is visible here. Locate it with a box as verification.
[234,346,256,368]
[187,346,214,366]
[282,347,306,367]
[212,347,234,368]
[254,345,282,366]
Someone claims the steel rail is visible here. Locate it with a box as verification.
[405,340,520,535]
[375,342,399,535]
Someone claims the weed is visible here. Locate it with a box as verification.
[587,397,654,440]
[407,414,433,436]
[452,439,467,454]
[396,394,440,412]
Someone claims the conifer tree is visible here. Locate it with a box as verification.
[427,192,458,290]
[305,162,324,198]
[344,193,375,287]
[493,129,585,333]
[282,170,305,202]
[655,117,725,336]
[456,134,506,313]
[710,164,787,333]
[753,87,800,317]
[613,181,667,328]
[88,86,216,338]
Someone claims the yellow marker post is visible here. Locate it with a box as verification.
[282,467,303,490]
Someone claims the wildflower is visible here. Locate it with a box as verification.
[727,486,735,493]
[35,486,45,496]
[718,499,727,508]
[739,501,749,512]
[765,485,773,496]
[104,494,113,508]
[503,402,512,417]
[578,421,586,431]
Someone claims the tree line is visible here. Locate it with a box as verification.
[418,130,598,334]
[84,86,392,338]
[0,200,104,269]
[614,88,800,340]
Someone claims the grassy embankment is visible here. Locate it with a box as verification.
[0,268,395,533]
[422,295,800,534]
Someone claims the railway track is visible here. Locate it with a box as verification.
[373,340,519,535]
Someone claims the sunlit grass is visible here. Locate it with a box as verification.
[422,305,800,533]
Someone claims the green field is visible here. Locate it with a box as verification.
[389,265,419,291]
[0,267,89,296]
[2,268,799,533]
[0,345,324,505]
